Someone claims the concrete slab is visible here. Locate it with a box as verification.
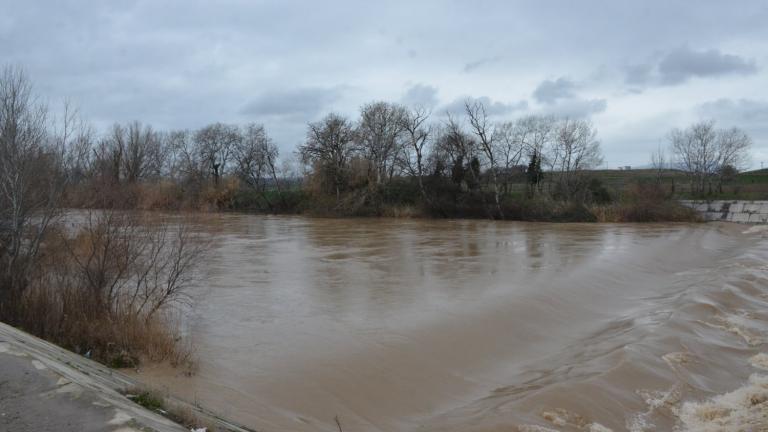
[704,211,724,221]
[0,323,253,432]
[681,200,768,224]
[0,351,128,432]
[730,212,752,223]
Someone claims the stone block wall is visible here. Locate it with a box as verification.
[680,200,768,224]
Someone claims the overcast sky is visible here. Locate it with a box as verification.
[2,0,767,168]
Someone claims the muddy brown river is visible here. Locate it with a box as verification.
[130,216,768,431]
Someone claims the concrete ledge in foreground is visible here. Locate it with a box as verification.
[0,321,253,432]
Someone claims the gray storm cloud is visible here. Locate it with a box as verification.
[625,47,758,87]
[401,84,440,108]
[659,47,757,85]
[533,78,577,104]
[1,0,766,167]
[441,96,528,117]
[241,87,346,120]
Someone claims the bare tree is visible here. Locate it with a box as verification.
[55,100,94,183]
[66,211,206,322]
[716,127,751,173]
[494,121,525,194]
[434,120,463,185]
[120,121,163,183]
[520,115,556,163]
[551,119,603,199]
[165,129,203,183]
[194,123,241,184]
[0,66,64,320]
[522,116,556,195]
[494,115,555,195]
[129,220,206,321]
[429,114,493,216]
[398,107,432,202]
[300,113,356,202]
[650,144,666,184]
[465,100,503,218]
[92,134,123,184]
[357,101,407,186]
[233,123,283,209]
[669,121,751,195]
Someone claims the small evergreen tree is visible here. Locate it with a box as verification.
[526,151,543,196]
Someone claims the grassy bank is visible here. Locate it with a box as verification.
[64,172,703,223]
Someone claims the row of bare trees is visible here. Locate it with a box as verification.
[1,66,607,220]
[53,116,287,208]
[299,100,604,215]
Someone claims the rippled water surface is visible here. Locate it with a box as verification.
[131,216,768,431]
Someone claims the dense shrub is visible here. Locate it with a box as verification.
[9,212,206,368]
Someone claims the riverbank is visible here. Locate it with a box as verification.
[0,322,251,432]
[68,179,701,223]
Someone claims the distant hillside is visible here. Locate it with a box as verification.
[741,168,768,176]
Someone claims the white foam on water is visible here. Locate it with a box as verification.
[706,315,765,346]
[539,407,591,429]
[626,414,651,432]
[588,423,613,432]
[743,225,768,235]
[629,381,682,432]
[662,351,691,369]
[518,425,560,432]
[750,353,768,371]
[540,410,567,426]
[677,373,768,431]
[536,406,613,431]
[637,386,681,411]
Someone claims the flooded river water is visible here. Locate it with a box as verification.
[131,216,768,431]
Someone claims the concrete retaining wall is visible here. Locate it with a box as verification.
[680,200,768,224]
[0,322,251,432]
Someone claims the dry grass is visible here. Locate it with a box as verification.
[199,178,241,211]
[19,283,195,368]
[382,204,421,218]
[589,183,701,223]
[590,202,699,222]
[136,181,185,210]
[7,212,204,370]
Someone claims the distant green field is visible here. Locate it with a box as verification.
[737,168,768,184]
[578,168,768,200]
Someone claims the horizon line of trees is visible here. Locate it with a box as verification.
[1,64,755,218]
